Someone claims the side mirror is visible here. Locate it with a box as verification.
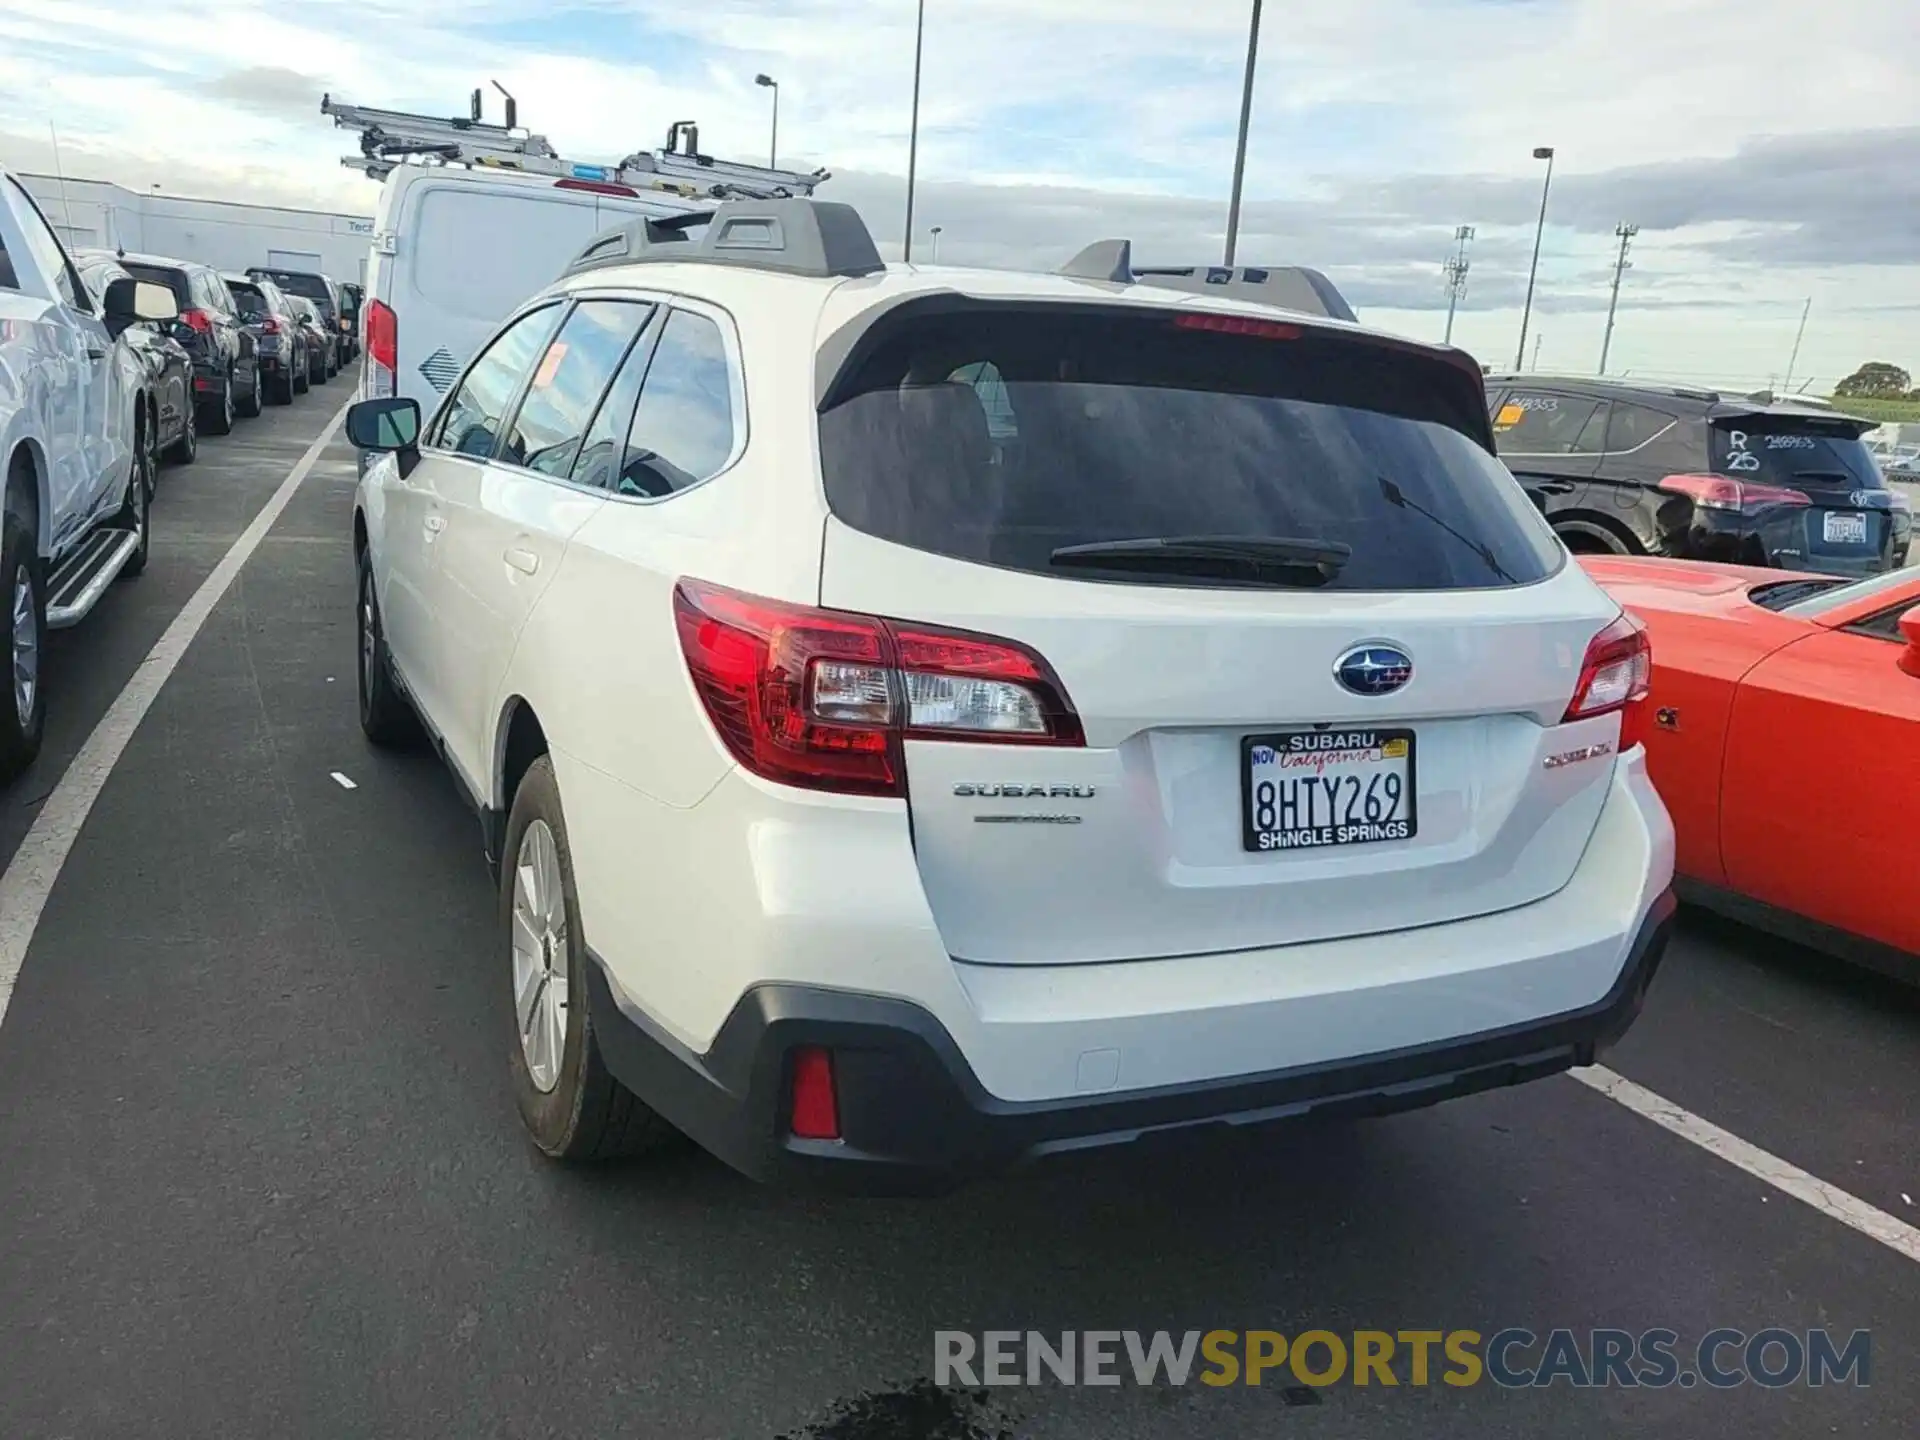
[103,277,178,334]
[1899,604,1920,679]
[346,397,421,454]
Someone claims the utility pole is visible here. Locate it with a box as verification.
[902,0,927,262]
[1598,222,1637,374]
[1532,332,1545,372]
[1442,225,1474,345]
[1223,0,1264,266]
[1783,297,1812,391]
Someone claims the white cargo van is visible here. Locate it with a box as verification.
[357,169,698,420]
[331,94,828,444]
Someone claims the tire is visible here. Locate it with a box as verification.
[1,508,46,784]
[202,368,235,436]
[238,365,263,418]
[294,360,310,395]
[167,396,198,464]
[502,755,674,1162]
[116,443,150,580]
[355,548,420,748]
[269,369,294,406]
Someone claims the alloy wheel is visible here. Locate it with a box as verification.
[10,562,36,733]
[510,819,570,1094]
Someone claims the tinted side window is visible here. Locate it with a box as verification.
[569,313,663,492]
[1492,390,1603,455]
[616,309,738,497]
[1603,402,1678,454]
[498,300,655,478]
[0,230,17,290]
[429,304,564,459]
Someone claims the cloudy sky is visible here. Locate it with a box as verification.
[3,0,1916,391]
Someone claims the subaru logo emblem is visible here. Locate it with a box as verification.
[1334,643,1413,697]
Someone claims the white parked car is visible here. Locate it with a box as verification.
[348,200,1676,1190]
[2,168,175,783]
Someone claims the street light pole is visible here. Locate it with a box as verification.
[930,226,943,262]
[754,74,779,169]
[1598,222,1637,374]
[902,0,927,262]
[1514,145,1555,371]
[1223,0,1264,266]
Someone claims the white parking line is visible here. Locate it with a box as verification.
[0,405,347,1028]
[330,771,358,790]
[1574,1065,1920,1263]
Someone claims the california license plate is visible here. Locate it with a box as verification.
[1242,729,1417,853]
[1822,511,1868,544]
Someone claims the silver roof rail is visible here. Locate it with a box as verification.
[1055,240,1354,321]
[561,198,885,281]
[1131,264,1356,322]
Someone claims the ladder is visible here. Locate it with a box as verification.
[320,89,829,202]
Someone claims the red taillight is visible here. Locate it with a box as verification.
[671,580,1083,798]
[260,316,281,335]
[1173,312,1301,341]
[365,299,397,399]
[555,178,641,197]
[1658,472,1810,513]
[1564,613,1652,748]
[788,1047,840,1140]
[179,308,213,334]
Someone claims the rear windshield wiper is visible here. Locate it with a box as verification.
[1377,476,1515,582]
[1049,535,1351,586]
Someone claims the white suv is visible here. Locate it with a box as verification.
[347,200,1676,1191]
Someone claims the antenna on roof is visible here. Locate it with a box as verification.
[1059,239,1134,284]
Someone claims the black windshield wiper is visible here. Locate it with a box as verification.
[1049,535,1351,587]
[1377,476,1516,582]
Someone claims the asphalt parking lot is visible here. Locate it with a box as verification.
[0,395,1915,1440]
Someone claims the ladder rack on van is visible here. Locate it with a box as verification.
[321,92,829,202]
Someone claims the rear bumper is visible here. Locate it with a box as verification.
[1674,508,1905,576]
[586,891,1675,1194]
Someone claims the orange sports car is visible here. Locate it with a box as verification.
[1583,556,1920,976]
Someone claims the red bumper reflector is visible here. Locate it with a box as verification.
[789,1047,840,1140]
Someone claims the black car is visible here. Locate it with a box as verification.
[338,280,363,364]
[117,252,262,434]
[1485,374,1913,577]
[287,297,335,385]
[75,251,198,471]
[223,273,308,406]
[248,267,344,376]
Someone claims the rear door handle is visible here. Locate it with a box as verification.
[86,345,108,361]
[504,547,539,576]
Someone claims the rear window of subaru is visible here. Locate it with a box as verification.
[819,304,1561,592]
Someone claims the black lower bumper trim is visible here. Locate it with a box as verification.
[586,891,1676,1193]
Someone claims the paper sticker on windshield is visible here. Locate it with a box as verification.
[1495,403,1525,431]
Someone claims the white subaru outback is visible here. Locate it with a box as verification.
[347,199,1675,1191]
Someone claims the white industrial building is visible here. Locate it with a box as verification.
[18,173,374,282]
